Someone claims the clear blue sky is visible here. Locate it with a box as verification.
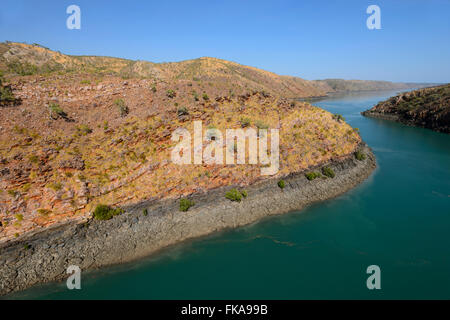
[1,0,449,83]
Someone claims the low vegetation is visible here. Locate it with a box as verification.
[332,114,345,122]
[355,150,366,161]
[322,166,335,178]
[166,89,176,98]
[48,103,67,119]
[278,180,286,189]
[93,204,124,220]
[225,188,248,202]
[305,172,321,181]
[114,98,129,117]
[179,198,195,212]
[0,72,17,106]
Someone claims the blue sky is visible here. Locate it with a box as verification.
[1,0,449,83]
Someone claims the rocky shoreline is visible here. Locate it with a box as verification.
[361,84,450,134]
[0,143,376,296]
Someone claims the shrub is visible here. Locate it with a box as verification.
[193,92,199,101]
[7,61,38,76]
[143,208,148,216]
[76,124,92,136]
[305,172,320,181]
[93,204,124,220]
[278,180,286,189]
[114,99,129,117]
[48,103,67,119]
[46,182,63,191]
[179,198,195,212]
[37,209,51,216]
[15,214,23,222]
[255,120,269,130]
[151,86,157,93]
[166,89,176,98]
[322,166,335,178]
[355,150,366,161]
[177,107,189,117]
[202,93,209,101]
[22,183,31,193]
[240,117,251,128]
[332,114,345,122]
[28,155,39,164]
[0,80,16,105]
[225,189,247,202]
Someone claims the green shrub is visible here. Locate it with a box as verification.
[76,124,92,136]
[193,91,199,101]
[7,61,38,76]
[114,99,129,117]
[179,198,195,212]
[278,180,286,189]
[46,182,62,191]
[48,103,67,119]
[28,155,39,164]
[332,114,345,122]
[225,189,247,202]
[143,208,148,216]
[15,214,23,222]
[255,120,269,130]
[166,89,176,98]
[355,150,366,161]
[7,189,18,197]
[37,208,51,216]
[0,81,16,104]
[202,93,209,101]
[305,172,320,181]
[93,204,124,220]
[177,107,189,117]
[322,166,335,178]
[151,86,157,93]
[240,117,251,128]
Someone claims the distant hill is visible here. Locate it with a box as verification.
[0,42,429,98]
[362,84,450,133]
[314,79,431,93]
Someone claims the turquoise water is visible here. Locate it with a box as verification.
[11,90,450,299]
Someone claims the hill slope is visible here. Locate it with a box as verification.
[0,42,425,98]
[314,79,428,93]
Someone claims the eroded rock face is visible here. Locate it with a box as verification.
[58,156,85,170]
[362,84,450,133]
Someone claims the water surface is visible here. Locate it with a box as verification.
[11,90,450,299]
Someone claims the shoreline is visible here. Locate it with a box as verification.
[0,143,376,296]
[361,110,449,134]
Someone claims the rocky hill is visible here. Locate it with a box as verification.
[314,79,428,93]
[0,42,424,98]
[362,84,450,133]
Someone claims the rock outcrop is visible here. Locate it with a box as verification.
[362,84,450,133]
